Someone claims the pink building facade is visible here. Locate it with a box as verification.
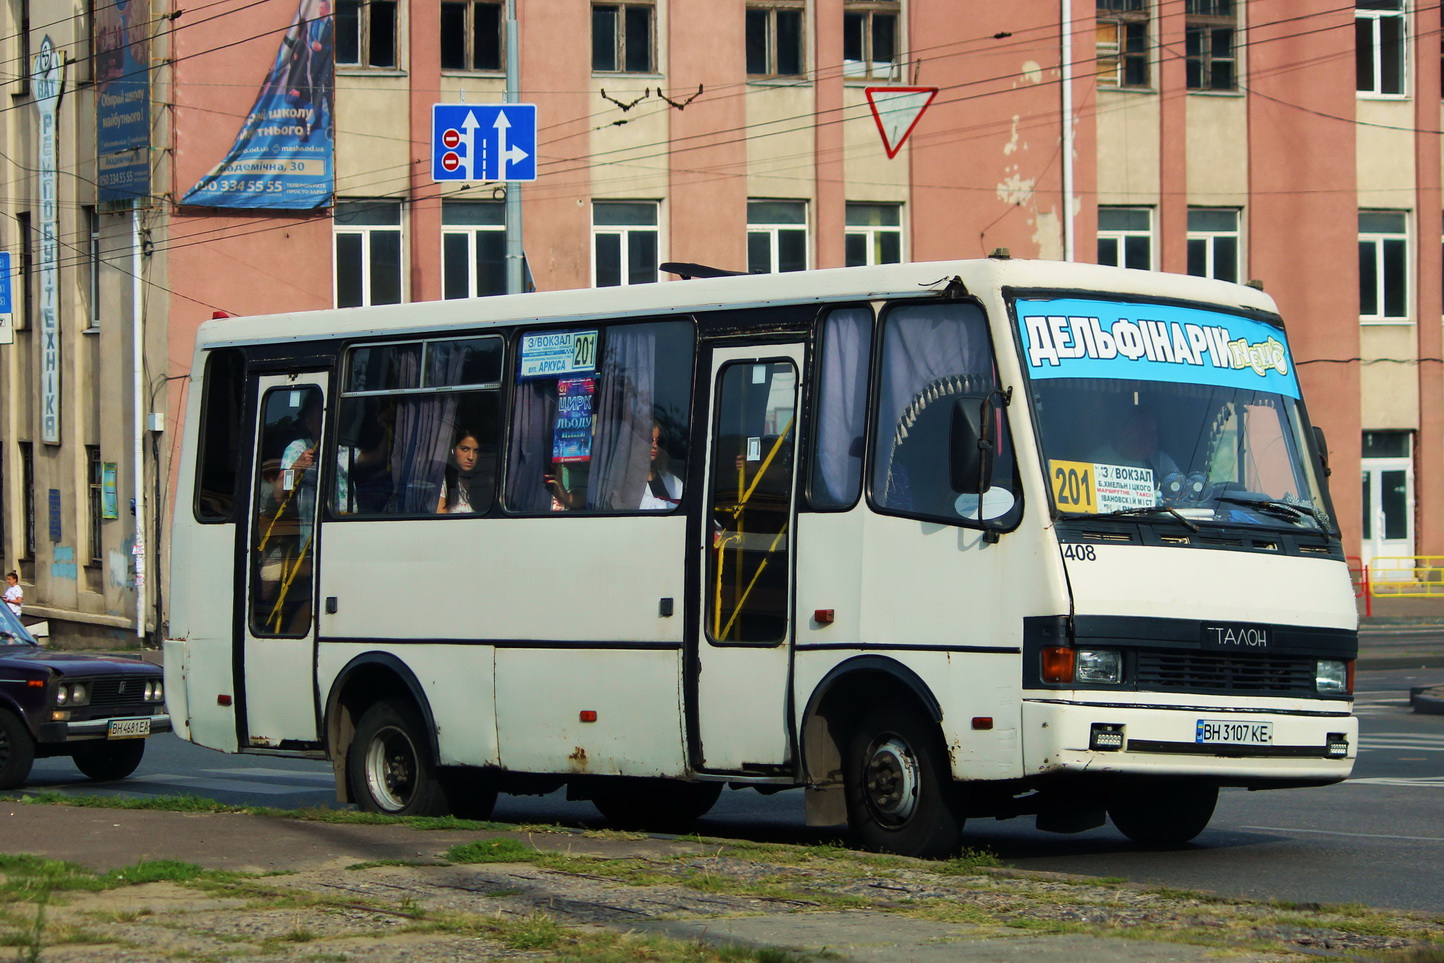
[0,0,1434,636]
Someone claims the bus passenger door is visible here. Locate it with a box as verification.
[694,347,802,773]
[240,373,328,748]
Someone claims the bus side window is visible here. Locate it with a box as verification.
[809,306,872,510]
[504,320,694,514]
[194,348,246,522]
[872,302,1019,526]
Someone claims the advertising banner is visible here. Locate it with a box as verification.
[182,0,333,209]
[1013,297,1300,400]
[95,0,150,203]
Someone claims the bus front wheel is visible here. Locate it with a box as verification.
[348,698,449,817]
[843,701,963,858]
[1108,780,1218,847]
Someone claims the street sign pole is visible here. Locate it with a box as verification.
[504,0,523,294]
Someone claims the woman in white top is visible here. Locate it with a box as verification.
[3,571,21,617]
[640,423,683,511]
[437,428,484,514]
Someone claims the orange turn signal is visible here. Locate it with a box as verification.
[1041,646,1075,684]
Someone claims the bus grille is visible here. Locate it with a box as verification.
[1134,652,1317,695]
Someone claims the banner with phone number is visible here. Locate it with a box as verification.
[1015,297,1300,400]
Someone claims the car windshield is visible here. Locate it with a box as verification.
[1015,295,1334,533]
[0,602,37,645]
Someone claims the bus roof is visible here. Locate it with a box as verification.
[192,258,1281,351]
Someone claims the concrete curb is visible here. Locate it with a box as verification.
[1409,685,1444,715]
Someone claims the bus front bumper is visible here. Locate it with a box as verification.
[1021,699,1357,783]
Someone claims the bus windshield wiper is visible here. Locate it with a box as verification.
[1215,494,1327,529]
[1072,505,1199,532]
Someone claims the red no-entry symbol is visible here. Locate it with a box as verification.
[441,152,461,172]
[442,128,461,150]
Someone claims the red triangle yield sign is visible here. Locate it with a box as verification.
[865,86,939,159]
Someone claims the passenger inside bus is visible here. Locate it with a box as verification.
[639,422,683,510]
[437,427,486,514]
[1099,404,1181,480]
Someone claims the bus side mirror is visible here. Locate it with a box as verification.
[950,397,995,494]
[1312,426,1331,477]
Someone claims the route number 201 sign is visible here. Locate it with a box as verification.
[1050,459,1098,513]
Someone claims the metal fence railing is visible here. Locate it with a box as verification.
[1366,557,1444,604]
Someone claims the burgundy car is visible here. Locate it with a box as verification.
[0,604,170,788]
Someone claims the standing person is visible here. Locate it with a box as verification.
[3,571,21,617]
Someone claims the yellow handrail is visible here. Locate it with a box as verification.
[1366,556,1444,596]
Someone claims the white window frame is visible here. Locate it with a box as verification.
[844,202,903,266]
[1356,1,1407,97]
[334,200,405,308]
[591,200,660,287]
[1359,210,1411,324]
[441,200,506,299]
[1096,206,1153,271]
[746,2,806,79]
[1186,208,1241,283]
[747,199,809,274]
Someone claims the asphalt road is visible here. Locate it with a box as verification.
[20,666,1444,913]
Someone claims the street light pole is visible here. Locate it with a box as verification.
[504,0,524,294]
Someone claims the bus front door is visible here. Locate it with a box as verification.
[695,347,802,773]
[239,373,329,749]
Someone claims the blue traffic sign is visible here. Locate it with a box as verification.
[432,103,537,183]
[0,252,12,315]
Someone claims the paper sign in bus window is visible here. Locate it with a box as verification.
[1051,459,1155,513]
[520,330,598,380]
[551,377,595,463]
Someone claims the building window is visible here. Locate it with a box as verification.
[12,0,29,97]
[748,200,808,274]
[592,201,659,286]
[442,200,506,299]
[19,442,34,561]
[747,4,804,78]
[440,0,502,71]
[1359,210,1409,322]
[1185,0,1235,91]
[843,2,900,81]
[85,206,100,330]
[845,202,902,266]
[87,446,102,565]
[1097,207,1152,270]
[15,211,31,330]
[335,200,403,308]
[592,2,654,73]
[335,0,397,68]
[1356,0,1405,95]
[1097,0,1149,88]
[1186,208,1240,283]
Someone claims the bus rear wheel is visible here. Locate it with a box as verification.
[590,779,722,832]
[348,698,449,817]
[1108,780,1218,847]
[843,701,963,858]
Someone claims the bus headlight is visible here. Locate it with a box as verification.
[1075,649,1122,684]
[1316,660,1351,694]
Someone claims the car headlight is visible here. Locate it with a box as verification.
[143,680,163,702]
[52,682,90,707]
[1075,648,1123,684]
[1316,659,1350,694]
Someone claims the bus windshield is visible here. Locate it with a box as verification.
[1015,295,1333,532]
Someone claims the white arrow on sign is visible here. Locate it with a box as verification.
[460,110,481,178]
[494,111,529,177]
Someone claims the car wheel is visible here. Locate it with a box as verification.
[590,779,722,832]
[347,698,449,816]
[72,739,146,781]
[843,701,963,858]
[0,709,35,790]
[1108,780,1218,847]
